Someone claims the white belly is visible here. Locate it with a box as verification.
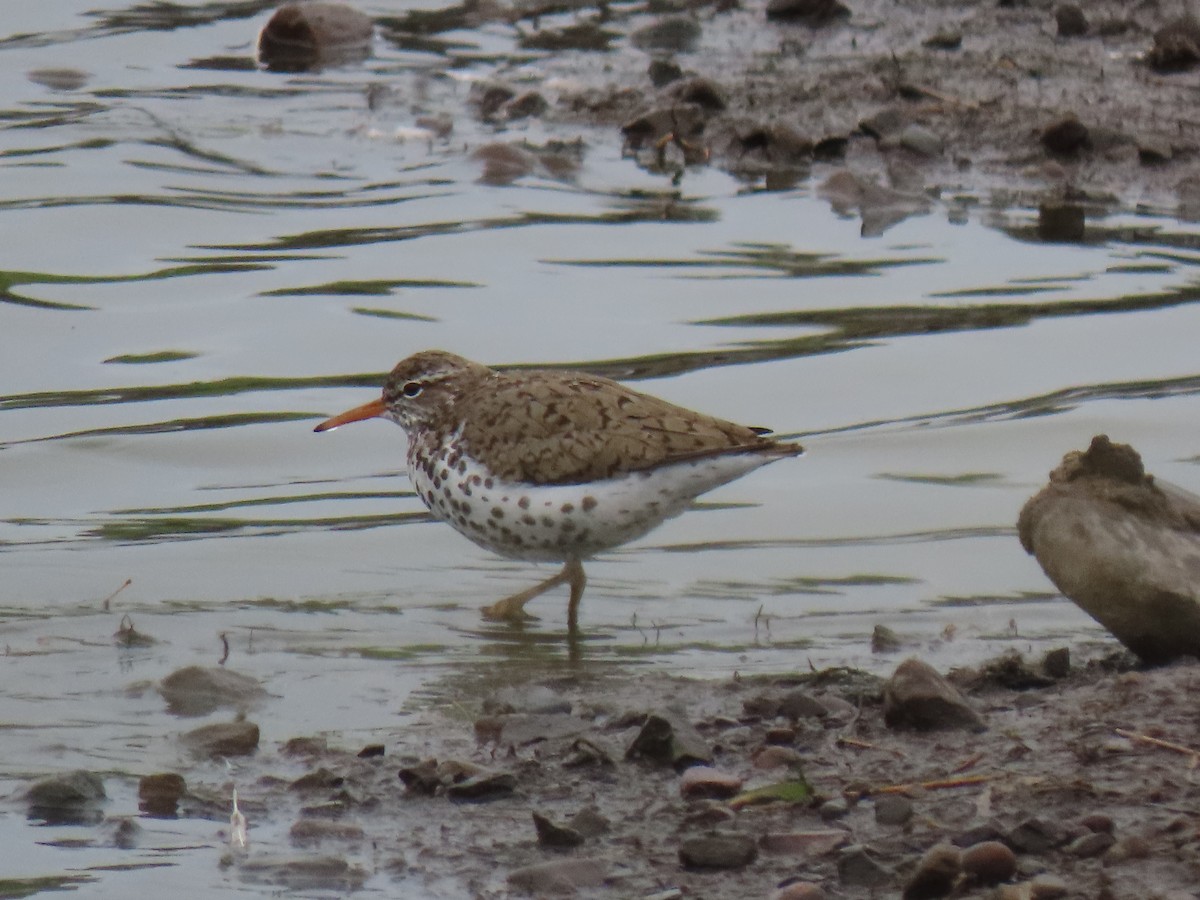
[408,444,781,563]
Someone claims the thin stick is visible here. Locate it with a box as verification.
[848,774,991,800]
[1115,728,1200,759]
[101,578,132,611]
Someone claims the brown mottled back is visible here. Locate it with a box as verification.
[453,366,795,485]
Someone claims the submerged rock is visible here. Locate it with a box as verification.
[138,773,186,816]
[1018,435,1200,663]
[181,721,260,757]
[679,832,758,869]
[158,666,267,717]
[27,770,106,824]
[258,3,373,72]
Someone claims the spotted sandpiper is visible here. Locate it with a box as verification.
[315,351,802,632]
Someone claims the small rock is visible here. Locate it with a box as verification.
[1041,117,1089,156]
[1037,202,1085,242]
[631,16,702,53]
[1105,834,1152,863]
[765,0,850,26]
[504,91,547,121]
[258,2,374,72]
[1078,813,1113,833]
[568,806,611,838]
[1030,873,1069,899]
[625,711,711,770]
[871,624,906,652]
[682,800,737,829]
[898,124,943,157]
[923,28,962,50]
[445,771,516,802]
[679,832,758,869]
[507,858,607,892]
[883,658,986,732]
[138,773,186,816]
[357,743,384,758]
[961,840,1016,884]
[1055,5,1087,38]
[289,767,343,793]
[398,758,440,795]
[666,77,726,112]
[648,58,683,87]
[760,830,849,857]
[1040,647,1070,679]
[860,107,910,141]
[903,843,961,899]
[954,822,1005,847]
[519,22,617,52]
[159,666,267,716]
[778,690,829,719]
[181,721,259,758]
[1005,817,1067,854]
[765,726,796,745]
[289,818,365,844]
[1138,136,1174,165]
[1149,16,1200,73]
[1066,830,1115,857]
[819,798,850,821]
[107,817,141,849]
[533,812,585,848]
[773,882,828,900]
[27,770,106,822]
[754,745,805,769]
[680,766,743,800]
[282,736,327,757]
[838,844,892,888]
[874,794,913,826]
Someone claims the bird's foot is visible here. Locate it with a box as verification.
[481,597,540,622]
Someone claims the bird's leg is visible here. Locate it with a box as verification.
[482,559,587,623]
[565,559,586,636]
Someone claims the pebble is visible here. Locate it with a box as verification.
[1005,817,1066,854]
[289,818,365,844]
[631,16,702,53]
[898,124,943,157]
[838,844,892,888]
[1054,4,1087,37]
[778,690,828,719]
[289,767,343,793]
[1066,830,1114,857]
[961,840,1016,884]
[1029,873,1069,898]
[871,623,906,652]
[753,745,804,769]
[679,765,743,800]
[532,812,585,848]
[1105,834,1151,863]
[773,882,827,900]
[159,666,267,716]
[679,832,758,869]
[1149,15,1200,72]
[1138,136,1174,165]
[883,658,986,732]
[1041,116,1089,156]
[902,843,960,899]
[568,806,611,838]
[27,770,106,814]
[1078,812,1113,833]
[819,798,850,821]
[1040,647,1070,679]
[759,830,849,857]
[508,858,607,892]
[625,711,711,770]
[764,0,850,26]
[181,721,260,758]
[445,771,516,801]
[138,773,185,816]
[648,58,684,87]
[923,28,962,50]
[869,794,911,826]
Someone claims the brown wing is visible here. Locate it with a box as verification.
[458,369,794,485]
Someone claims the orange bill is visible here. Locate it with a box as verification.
[313,397,386,433]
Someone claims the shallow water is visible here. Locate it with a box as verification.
[2,1,1200,894]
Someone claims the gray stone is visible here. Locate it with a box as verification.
[1005,817,1068,854]
[1055,4,1087,37]
[899,124,943,157]
[1066,831,1115,857]
[960,840,1016,883]
[27,770,106,820]
[838,844,891,887]
[533,812,585,848]
[679,832,758,869]
[445,771,516,802]
[159,666,267,717]
[902,843,960,899]
[819,798,850,821]
[874,794,914,826]
[181,720,259,757]
[883,658,986,732]
[625,711,711,770]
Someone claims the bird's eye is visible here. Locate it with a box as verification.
[401,382,423,398]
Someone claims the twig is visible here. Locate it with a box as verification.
[848,774,992,801]
[837,736,907,759]
[101,578,132,611]
[219,632,230,666]
[952,752,985,774]
[1115,728,1200,760]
